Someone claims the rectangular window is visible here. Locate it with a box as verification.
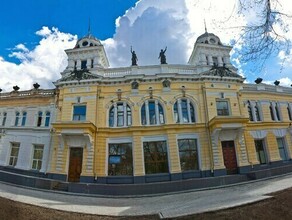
[108,143,133,176]
[73,105,86,121]
[2,112,7,126]
[143,141,169,174]
[254,140,267,164]
[178,139,199,171]
[216,100,230,116]
[32,145,44,170]
[277,137,288,161]
[117,104,124,127]
[9,143,20,167]
[288,105,292,121]
[212,56,218,66]
[81,60,87,69]
[21,112,27,126]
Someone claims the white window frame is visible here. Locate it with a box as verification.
[173,98,196,124]
[9,142,20,167]
[141,100,165,125]
[31,144,44,171]
[108,102,132,127]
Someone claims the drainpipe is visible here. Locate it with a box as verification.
[45,106,56,175]
[93,89,100,181]
[237,91,253,168]
[201,85,214,174]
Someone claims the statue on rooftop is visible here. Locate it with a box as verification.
[131,46,138,66]
[158,47,167,64]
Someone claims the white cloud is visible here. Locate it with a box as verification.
[0,27,77,92]
[102,0,248,68]
[103,0,191,67]
[1,0,292,92]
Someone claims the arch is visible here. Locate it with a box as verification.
[108,101,132,127]
[140,99,165,125]
[21,111,27,126]
[45,111,51,127]
[173,98,197,123]
[15,111,20,126]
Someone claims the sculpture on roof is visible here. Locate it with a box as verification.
[158,47,167,64]
[130,46,138,66]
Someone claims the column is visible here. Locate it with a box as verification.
[187,99,192,123]
[201,53,207,65]
[76,60,81,69]
[177,99,183,124]
[87,58,91,69]
[208,55,213,66]
[271,102,277,121]
[145,101,150,125]
[113,103,117,127]
[218,56,223,66]
[250,102,257,122]
[155,100,160,125]
[123,102,127,127]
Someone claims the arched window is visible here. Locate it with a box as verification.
[1,112,7,126]
[37,111,43,127]
[21,112,27,126]
[109,102,132,127]
[45,112,51,127]
[141,100,165,125]
[173,98,196,123]
[254,104,261,121]
[288,104,292,121]
[15,112,20,126]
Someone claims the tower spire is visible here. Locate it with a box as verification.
[204,19,207,33]
[87,18,91,36]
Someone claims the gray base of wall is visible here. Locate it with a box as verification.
[1,162,292,196]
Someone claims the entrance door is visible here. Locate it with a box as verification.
[221,141,238,174]
[68,148,83,182]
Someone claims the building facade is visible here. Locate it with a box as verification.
[46,32,292,184]
[1,31,292,187]
[0,88,55,174]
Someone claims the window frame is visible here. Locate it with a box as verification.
[45,111,51,127]
[141,100,165,126]
[14,112,20,126]
[178,138,199,171]
[108,143,133,176]
[31,145,44,170]
[9,142,20,167]
[277,137,288,161]
[173,98,196,123]
[254,139,268,164]
[143,140,169,174]
[2,112,7,126]
[21,111,27,126]
[72,105,87,121]
[216,99,230,116]
[108,102,132,127]
[37,111,43,127]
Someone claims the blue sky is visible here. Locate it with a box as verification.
[0,0,137,63]
[0,0,292,91]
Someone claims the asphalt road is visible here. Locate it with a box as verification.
[1,174,292,219]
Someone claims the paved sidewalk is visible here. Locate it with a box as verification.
[1,174,292,219]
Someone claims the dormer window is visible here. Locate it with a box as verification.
[209,38,216,44]
[82,41,88,46]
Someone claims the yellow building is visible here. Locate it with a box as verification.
[46,31,292,186]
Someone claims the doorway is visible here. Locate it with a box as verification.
[221,141,238,174]
[68,148,83,182]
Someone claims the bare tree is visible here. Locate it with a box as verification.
[236,0,291,70]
